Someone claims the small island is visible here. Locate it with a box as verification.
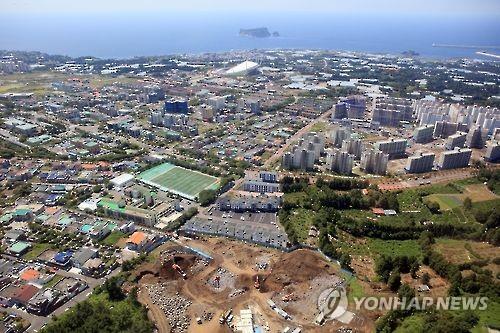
[401,50,420,57]
[239,27,279,38]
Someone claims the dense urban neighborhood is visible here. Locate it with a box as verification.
[0,48,499,333]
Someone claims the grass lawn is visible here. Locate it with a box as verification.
[100,231,126,246]
[426,193,463,210]
[394,314,425,333]
[45,274,64,288]
[368,239,422,258]
[288,208,316,242]
[426,183,498,212]
[310,121,328,133]
[471,300,500,332]
[23,243,52,261]
[346,277,365,304]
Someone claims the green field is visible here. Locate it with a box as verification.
[287,208,317,242]
[23,243,52,261]
[100,231,126,246]
[427,193,463,210]
[138,163,219,200]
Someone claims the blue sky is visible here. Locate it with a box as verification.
[2,0,500,15]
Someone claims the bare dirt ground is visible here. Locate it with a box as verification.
[134,237,375,333]
[434,239,500,280]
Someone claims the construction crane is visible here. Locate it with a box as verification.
[172,263,187,279]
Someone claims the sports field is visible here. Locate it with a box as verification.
[138,163,219,200]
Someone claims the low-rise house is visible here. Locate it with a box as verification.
[71,247,98,269]
[27,288,65,315]
[8,242,31,257]
[11,284,40,307]
[89,222,111,241]
[53,251,73,268]
[126,231,164,253]
[82,258,104,276]
[4,229,26,243]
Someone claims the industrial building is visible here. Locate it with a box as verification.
[225,60,259,76]
[360,149,389,175]
[405,152,435,174]
[437,147,472,170]
[413,125,434,143]
[374,138,407,158]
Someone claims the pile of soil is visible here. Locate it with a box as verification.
[264,249,335,291]
[159,254,197,280]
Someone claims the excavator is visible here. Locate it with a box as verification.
[172,263,187,279]
[213,275,221,288]
[254,275,260,290]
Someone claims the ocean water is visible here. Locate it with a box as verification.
[0,11,499,59]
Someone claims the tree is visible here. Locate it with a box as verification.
[104,276,125,301]
[388,270,401,292]
[410,261,419,279]
[198,189,216,206]
[421,272,431,285]
[426,201,440,214]
[340,253,352,270]
[397,283,415,300]
[463,197,472,210]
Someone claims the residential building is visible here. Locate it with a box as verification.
[341,139,363,159]
[164,98,188,114]
[405,152,435,173]
[413,125,434,143]
[437,147,472,170]
[465,126,487,149]
[361,150,389,175]
[243,180,280,193]
[374,138,407,158]
[485,142,500,162]
[217,194,281,212]
[445,132,467,150]
[326,149,354,175]
[331,126,351,148]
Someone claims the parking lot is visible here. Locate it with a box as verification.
[208,209,277,225]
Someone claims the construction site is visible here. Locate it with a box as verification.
[133,237,373,333]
